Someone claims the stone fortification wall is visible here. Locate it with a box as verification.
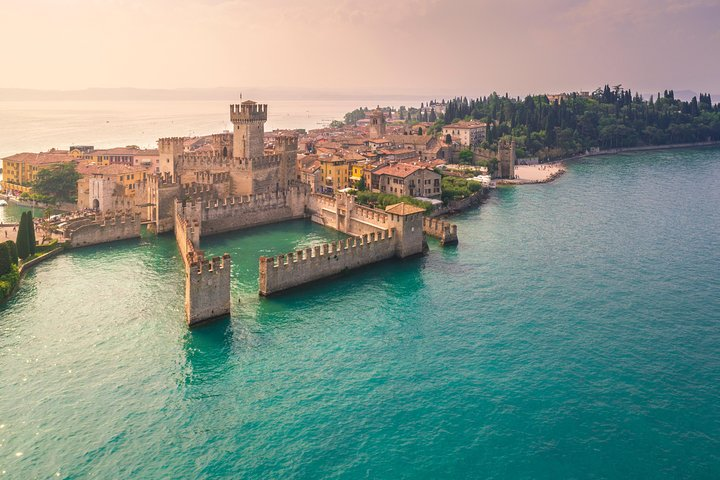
[186,254,231,326]
[66,211,141,248]
[247,153,283,194]
[176,152,293,197]
[349,204,390,236]
[174,201,201,265]
[199,185,307,236]
[174,200,231,326]
[148,173,182,233]
[423,217,458,245]
[183,183,214,200]
[259,230,397,295]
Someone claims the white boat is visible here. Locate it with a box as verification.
[0,200,8,206]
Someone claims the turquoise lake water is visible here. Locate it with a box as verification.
[1,148,720,478]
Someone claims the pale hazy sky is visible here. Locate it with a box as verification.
[3,0,719,96]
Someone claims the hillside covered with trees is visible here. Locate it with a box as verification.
[437,86,720,160]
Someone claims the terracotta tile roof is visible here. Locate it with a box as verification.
[386,134,435,146]
[93,147,157,156]
[373,163,424,178]
[2,152,77,166]
[77,162,149,176]
[385,203,425,215]
[444,121,487,130]
[379,148,416,155]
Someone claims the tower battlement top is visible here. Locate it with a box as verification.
[230,101,268,122]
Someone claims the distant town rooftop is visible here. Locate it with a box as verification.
[373,163,425,178]
[2,151,76,166]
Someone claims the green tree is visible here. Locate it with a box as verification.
[458,149,474,164]
[354,176,367,191]
[0,243,11,275]
[16,212,30,260]
[31,163,81,203]
[27,211,36,255]
[4,241,18,265]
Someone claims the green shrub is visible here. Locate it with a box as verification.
[0,265,19,299]
[441,176,483,203]
[0,243,11,275]
[35,239,59,254]
[4,241,18,265]
[355,191,432,212]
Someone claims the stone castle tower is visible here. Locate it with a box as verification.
[148,101,300,233]
[497,138,516,179]
[231,101,267,159]
[158,137,185,176]
[368,108,386,138]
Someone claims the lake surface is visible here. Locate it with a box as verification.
[1,147,720,478]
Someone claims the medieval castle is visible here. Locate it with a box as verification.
[57,101,458,326]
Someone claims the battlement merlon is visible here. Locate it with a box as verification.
[158,137,186,151]
[230,101,268,123]
[275,133,299,152]
[192,254,231,275]
[265,229,396,267]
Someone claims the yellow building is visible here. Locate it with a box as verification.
[76,162,151,211]
[85,147,158,167]
[320,155,354,193]
[351,160,381,186]
[1,151,77,195]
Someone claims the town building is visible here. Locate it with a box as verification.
[319,155,353,193]
[85,147,158,167]
[297,154,322,193]
[371,163,441,198]
[1,151,77,195]
[442,122,488,147]
[76,162,152,211]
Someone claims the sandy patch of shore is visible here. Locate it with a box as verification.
[508,163,566,184]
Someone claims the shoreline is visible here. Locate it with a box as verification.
[1,246,63,304]
[437,140,720,217]
[505,140,720,186]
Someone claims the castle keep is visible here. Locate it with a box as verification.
[55,101,458,327]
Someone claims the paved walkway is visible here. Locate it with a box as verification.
[0,224,19,242]
[0,223,61,245]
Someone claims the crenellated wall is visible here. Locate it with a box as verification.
[198,185,308,235]
[423,217,458,245]
[186,254,231,326]
[174,201,201,265]
[174,200,231,326]
[65,211,141,248]
[147,173,182,233]
[259,230,398,295]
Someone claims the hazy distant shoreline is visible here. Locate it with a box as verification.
[2,87,716,103]
[0,87,438,103]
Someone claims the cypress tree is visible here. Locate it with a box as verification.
[4,241,17,265]
[0,243,10,276]
[27,211,36,255]
[16,212,30,260]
